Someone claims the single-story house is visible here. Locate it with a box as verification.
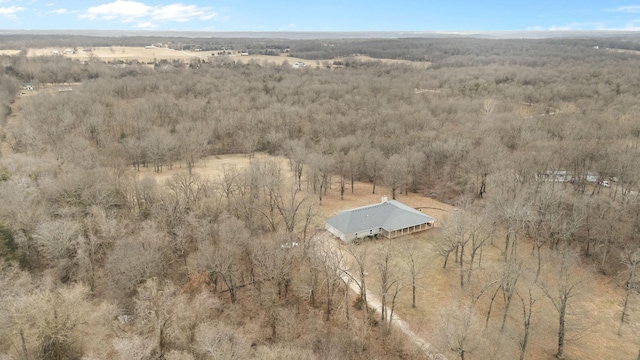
[325,199,435,243]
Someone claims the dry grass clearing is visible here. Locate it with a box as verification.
[356,233,639,360]
[14,46,430,68]
[0,50,21,56]
[300,167,636,359]
[135,151,447,223]
[27,46,204,62]
[132,152,287,184]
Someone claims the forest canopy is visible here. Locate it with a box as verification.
[1,35,640,359]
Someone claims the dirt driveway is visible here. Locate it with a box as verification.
[311,231,446,359]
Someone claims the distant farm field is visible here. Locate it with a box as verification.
[12,46,429,68]
[0,50,20,55]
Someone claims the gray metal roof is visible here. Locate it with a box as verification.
[325,200,435,236]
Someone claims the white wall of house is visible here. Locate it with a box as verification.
[325,224,387,243]
[326,220,434,243]
[325,223,345,242]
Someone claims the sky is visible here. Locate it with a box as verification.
[2,0,640,32]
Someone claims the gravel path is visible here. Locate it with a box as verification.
[313,232,446,360]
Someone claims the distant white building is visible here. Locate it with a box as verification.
[536,170,603,184]
[536,170,574,183]
[586,173,599,183]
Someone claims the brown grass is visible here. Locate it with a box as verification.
[0,50,21,55]
[132,152,287,184]
[349,233,639,359]
[299,169,636,359]
[356,231,638,359]
[14,46,430,68]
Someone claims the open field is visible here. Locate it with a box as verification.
[134,152,288,184]
[9,46,430,68]
[27,46,207,62]
[134,152,449,227]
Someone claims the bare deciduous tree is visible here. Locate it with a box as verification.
[539,246,591,360]
[284,139,307,191]
[383,154,408,200]
[317,243,345,321]
[105,222,171,298]
[306,152,333,205]
[165,172,210,212]
[193,321,252,359]
[191,216,250,304]
[516,275,539,360]
[345,245,371,324]
[402,242,428,308]
[437,302,481,360]
[364,147,385,194]
[32,219,80,265]
[6,284,116,360]
[619,247,640,335]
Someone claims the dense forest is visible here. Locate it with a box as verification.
[1,35,640,359]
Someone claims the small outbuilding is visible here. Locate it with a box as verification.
[325,199,435,243]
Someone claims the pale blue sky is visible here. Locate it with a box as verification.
[2,0,640,32]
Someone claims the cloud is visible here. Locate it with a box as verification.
[608,5,640,13]
[80,0,150,21]
[80,0,217,26]
[0,6,25,18]
[49,8,68,14]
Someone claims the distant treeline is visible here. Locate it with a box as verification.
[3,34,640,65]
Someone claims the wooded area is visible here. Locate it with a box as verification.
[1,35,640,359]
